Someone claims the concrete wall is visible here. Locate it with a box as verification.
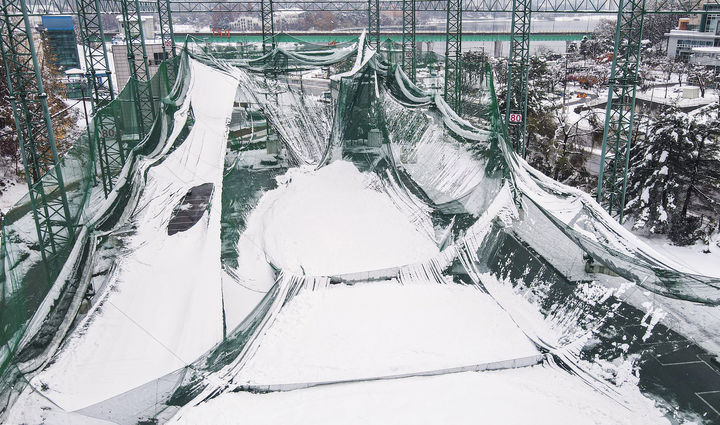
[111,42,165,91]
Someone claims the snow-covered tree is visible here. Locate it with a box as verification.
[38,29,76,155]
[688,65,715,98]
[461,50,487,90]
[0,30,77,176]
[578,19,616,60]
[642,14,682,50]
[625,105,720,244]
[676,104,720,243]
[625,107,691,236]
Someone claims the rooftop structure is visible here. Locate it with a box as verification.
[666,6,720,61]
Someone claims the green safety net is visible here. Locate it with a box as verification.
[0,48,188,412]
[330,38,720,305]
[46,35,712,422]
[188,32,359,72]
[0,32,718,423]
[191,32,720,308]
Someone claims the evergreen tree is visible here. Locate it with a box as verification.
[625,106,692,236]
[625,105,720,244]
[676,104,720,244]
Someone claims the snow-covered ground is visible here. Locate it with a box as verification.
[235,280,539,386]
[0,176,27,215]
[638,234,720,279]
[171,365,669,425]
[638,85,719,109]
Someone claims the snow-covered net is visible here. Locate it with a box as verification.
[2,33,719,423]
[188,32,358,72]
[0,50,188,411]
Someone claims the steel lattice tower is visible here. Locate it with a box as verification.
[597,0,646,222]
[120,0,154,136]
[77,0,125,196]
[368,0,380,49]
[261,0,274,54]
[0,0,74,272]
[157,0,176,80]
[401,0,416,82]
[505,0,531,157]
[443,0,462,114]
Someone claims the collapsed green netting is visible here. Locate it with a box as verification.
[188,32,359,72]
[52,36,717,424]
[0,47,192,409]
[1,33,719,422]
[194,33,720,306]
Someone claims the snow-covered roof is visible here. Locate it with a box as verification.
[691,46,720,54]
[665,29,720,39]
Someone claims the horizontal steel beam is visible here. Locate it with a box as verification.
[23,0,719,15]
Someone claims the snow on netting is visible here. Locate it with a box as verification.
[2,33,719,424]
[0,50,188,413]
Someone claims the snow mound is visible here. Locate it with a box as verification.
[173,366,670,425]
[242,161,439,276]
[235,281,540,385]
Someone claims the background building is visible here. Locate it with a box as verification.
[111,40,166,90]
[666,11,720,61]
[39,15,80,71]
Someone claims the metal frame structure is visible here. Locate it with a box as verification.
[19,0,720,14]
[261,0,274,54]
[77,0,124,195]
[596,0,646,221]
[0,0,74,272]
[443,0,461,114]
[2,0,708,269]
[157,0,176,79]
[505,0,531,156]
[368,0,380,49]
[120,0,155,136]
[401,0,416,82]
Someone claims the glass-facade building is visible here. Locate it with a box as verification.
[41,16,80,71]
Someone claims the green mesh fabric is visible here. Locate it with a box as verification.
[187,33,359,72]
[0,50,189,410]
[1,34,718,423]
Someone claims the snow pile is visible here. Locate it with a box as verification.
[172,366,670,425]
[234,280,539,385]
[19,59,238,412]
[238,160,439,276]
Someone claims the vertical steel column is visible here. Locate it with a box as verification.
[443,0,462,114]
[120,0,154,137]
[596,0,646,221]
[261,0,274,54]
[368,0,380,49]
[77,0,125,196]
[401,0,416,82]
[505,0,532,157]
[156,0,176,80]
[0,0,74,271]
